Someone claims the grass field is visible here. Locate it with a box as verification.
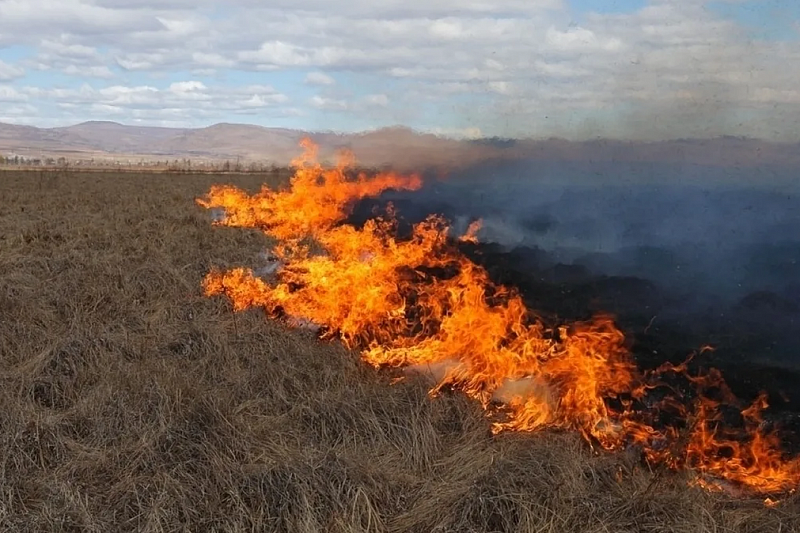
[1,169,798,532]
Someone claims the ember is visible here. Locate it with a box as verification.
[197,138,800,498]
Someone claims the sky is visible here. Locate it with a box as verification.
[0,0,799,140]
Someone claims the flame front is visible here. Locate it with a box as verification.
[197,138,800,498]
[196,138,422,241]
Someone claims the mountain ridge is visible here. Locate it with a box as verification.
[2,120,799,169]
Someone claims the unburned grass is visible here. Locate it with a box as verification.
[0,169,797,532]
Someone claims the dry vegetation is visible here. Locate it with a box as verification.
[1,169,798,532]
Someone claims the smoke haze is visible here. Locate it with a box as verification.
[374,160,799,300]
[349,157,800,376]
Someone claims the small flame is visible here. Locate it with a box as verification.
[765,497,780,507]
[197,138,800,499]
[458,220,482,244]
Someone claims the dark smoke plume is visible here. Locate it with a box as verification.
[349,156,800,386]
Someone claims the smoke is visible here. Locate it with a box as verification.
[365,158,799,303]
[344,152,800,377]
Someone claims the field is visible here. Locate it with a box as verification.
[1,169,798,532]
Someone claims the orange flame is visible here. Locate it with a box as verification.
[458,220,482,244]
[197,138,800,498]
[196,138,422,241]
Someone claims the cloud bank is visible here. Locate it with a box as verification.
[0,0,799,139]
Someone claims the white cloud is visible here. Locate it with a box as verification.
[62,65,114,78]
[3,103,38,115]
[0,60,25,81]
[238,41,312,68]
[429,19,465,39]
[304,71,335,86]
[364,94,389,107]
[0,0,164,37]
[544,26,623,52]
[169,80,207,92]
[114,52,169,70]
[6,81,291,126]
[191,52,235,68]
[310,95,349,111]
[0,86,28,101]
[0,0,797,139]
[487,81,513,95]
[90,103,125,115]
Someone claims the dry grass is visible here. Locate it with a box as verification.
[0,169,798,532]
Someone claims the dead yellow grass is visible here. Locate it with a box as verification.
[0,169,798,532]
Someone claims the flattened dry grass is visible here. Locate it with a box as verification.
[0,169,797,532]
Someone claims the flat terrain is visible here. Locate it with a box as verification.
[0,169,798,532]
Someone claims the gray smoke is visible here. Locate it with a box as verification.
[378,158,800,308]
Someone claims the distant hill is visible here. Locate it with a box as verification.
[1,120,799,169]
[55,121,189,153]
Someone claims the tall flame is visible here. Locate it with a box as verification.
[197,138,800,498]
[196,138,422,241]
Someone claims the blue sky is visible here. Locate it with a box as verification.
[0,0,798,140]
[708,0,800,40]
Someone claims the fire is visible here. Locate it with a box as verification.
[458,220,482,244]
[196,138,422,241]
[197,138,800,498]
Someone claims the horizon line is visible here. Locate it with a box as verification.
[1,118,795,145]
